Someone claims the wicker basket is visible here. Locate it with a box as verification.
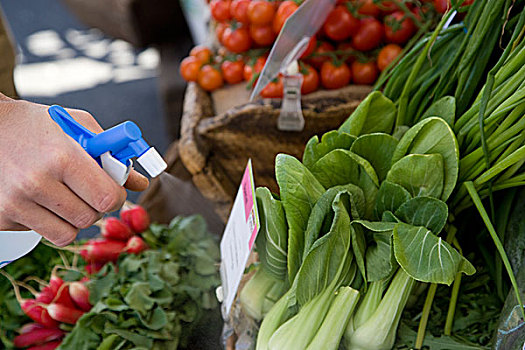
[178,82,372,221]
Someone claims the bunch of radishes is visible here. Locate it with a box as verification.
[10,273,92,349]
[4,203,152,349]
[81,203,150,273]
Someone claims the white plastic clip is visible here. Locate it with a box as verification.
[277,61,305,132]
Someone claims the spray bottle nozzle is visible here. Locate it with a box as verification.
[48,105,167,180]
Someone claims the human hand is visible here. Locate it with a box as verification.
[0,95,149,246]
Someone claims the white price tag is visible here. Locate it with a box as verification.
[219,159,260,317]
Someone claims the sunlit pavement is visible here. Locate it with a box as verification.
[1,0,172,237]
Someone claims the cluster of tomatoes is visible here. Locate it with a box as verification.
[180,0,440,97]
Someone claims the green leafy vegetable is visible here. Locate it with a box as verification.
[339,91,396,136]
[391,117,459,201]
[365,232,396,282]
[350,133,399,182]
[394,197,448,234]
[303,130,356,169]
[275,154,325,282]
[303,184,365,257]
[420,96,456,126]
[255,187,288,279]
[310,149,378,218]
[59,215,221,350]
[393,223,475,285]
[387,154,445,198]
[375,181,412,219]
[295,193,353,306]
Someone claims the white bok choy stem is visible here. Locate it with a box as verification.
[348,269,415,350]
[344,279,386,347]
[261,278,288,316]
[268,286,337,350]
[306,286,360,350]
[240,267,279,321]
[256,290,292,350]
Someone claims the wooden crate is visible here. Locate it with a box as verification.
[178,82,371,221]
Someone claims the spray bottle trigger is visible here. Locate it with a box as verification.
[100,152,132,186]
[48,105,95,145]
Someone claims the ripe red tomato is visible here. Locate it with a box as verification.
[260,76,283,98]
[379,0,398,13]
[299,36,317,59]
[435,0,448,14]
[320,61,351,89]
[352,18,384,51]
[301,64,319,94]
[250,24,276,46]
[210,0,231,22]
[221,60,244,84]
[198,65,224,91]
[180,56,202,82]
[216,22,229,44]
[223,26,252,53]
[247,0,275,25]
[357,0,380,16]
[244,56,266,83]
[351,61,379,84]
[190,45,213,64]
[323,6,359,41]
[230,0,250,23]
[337,42,357,64]
[273,1,298,34]
[434,0,473,14]
[384,11,416,44]
[308,41,334,69]
[411,7,424,21]
[377,43,402,71]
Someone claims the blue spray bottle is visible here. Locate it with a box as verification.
[0,105,167,268]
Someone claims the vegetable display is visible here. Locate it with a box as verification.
[239,0,525,348]
[180,0,442,95]
[1,205,221,350]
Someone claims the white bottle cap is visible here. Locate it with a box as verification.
[137,147,167,177]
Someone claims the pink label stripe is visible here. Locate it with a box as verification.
[242,163,254,221]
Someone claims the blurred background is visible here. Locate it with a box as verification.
[0,0,211,236]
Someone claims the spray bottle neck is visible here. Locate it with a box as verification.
[48,105,167,178]
[84,121,150,163]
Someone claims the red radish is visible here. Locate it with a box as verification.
[48,275,63,294]
[44,275,76,309]
[120,205,150,233]
[36,286,54,304]
[27,340,62,350]
[53,284,77,309]
[100,217,134,241]
[125,236,149,254]
[80,239,126,263]
[18,323,48,334]
[21,300,59,328]
[1,271,58,328]
[69,282,92,311]
[14,327,64,347]
[84,261,106,274]
[47,303,85,324]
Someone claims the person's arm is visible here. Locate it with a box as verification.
[0,94,148,246]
